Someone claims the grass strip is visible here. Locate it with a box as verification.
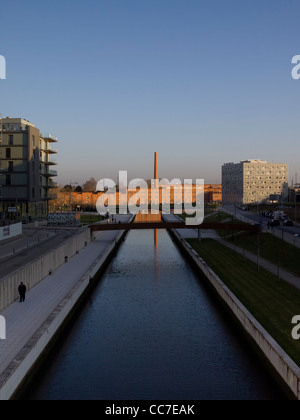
[188,238,300,366]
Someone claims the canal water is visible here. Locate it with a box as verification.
[24,230,285,400]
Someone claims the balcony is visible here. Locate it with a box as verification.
[41,134,58,143]
[45,182,58,189]
[44,170,58,177]
[44,157,57,166]
[40,146,58,154]
[45,147,58,154]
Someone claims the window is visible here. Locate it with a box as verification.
[8,135,13,145]
[8,161,13,172]
[6,174,11,185]
[6,148,11,159]
[32,135,35,147]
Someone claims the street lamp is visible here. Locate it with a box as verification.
[0,168,4,220]
[69,181,78,211]
[295,188,298,224]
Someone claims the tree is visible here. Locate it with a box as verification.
[75,186,83,193]
[62,184,74,192]
[83,177,97,192]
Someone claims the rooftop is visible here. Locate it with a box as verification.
[1,117,36,128]
[241,160,267,164]
[224,160,288,166]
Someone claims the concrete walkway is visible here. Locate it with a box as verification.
[164,213,300,291]
[0,214,131,398]
[162,213,219,239]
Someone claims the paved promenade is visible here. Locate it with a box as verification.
[0,215,131,399]
[162,213,219,239]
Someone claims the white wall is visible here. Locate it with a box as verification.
[172,230,300,400]
[0,223,22,242]
[0,230,126,400]
[0,229,91,312]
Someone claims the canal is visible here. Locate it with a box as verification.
[23,229,285,400]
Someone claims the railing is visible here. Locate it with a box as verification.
[45,157,57,165]
[42,146,58,154]
[41,133,58,142]
[44,170,57,177]
[47,147,58,154]
[90,221,260,233]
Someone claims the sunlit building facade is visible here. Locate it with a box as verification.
[222,160,289,204]
[0,117,58,218]
[51,184,222,212]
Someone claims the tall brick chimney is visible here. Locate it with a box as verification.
[154,152,158,181]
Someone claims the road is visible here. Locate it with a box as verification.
[0,227,78,280]
[222,205,300,237]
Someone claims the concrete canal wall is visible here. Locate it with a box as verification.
[170,228,300,400]
[0,228,128,400]
[0,228,91,312]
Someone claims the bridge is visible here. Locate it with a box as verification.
[89,221,260,233]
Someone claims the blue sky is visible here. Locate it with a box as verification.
[1,0,300,185]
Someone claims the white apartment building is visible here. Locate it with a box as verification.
[222,160,289,204]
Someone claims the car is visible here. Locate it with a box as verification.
[294,234,300,238]
[284,220,294,227]
[272,219,281,226]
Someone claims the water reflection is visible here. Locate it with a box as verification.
[23,230,285,400]
[134,212,161,248]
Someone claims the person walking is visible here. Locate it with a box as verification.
[18,282,27,303]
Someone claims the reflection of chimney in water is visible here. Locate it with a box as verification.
[154,229,158,248]
[154,152,159,248]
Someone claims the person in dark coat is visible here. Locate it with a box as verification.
[18,282,27,303]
